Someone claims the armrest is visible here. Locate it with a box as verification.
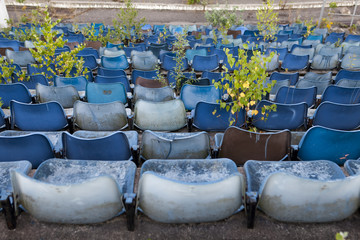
[122,193,136,231]
[131,145,140,167]
[187,115,193,132]
[128,114,134,130]
[0,191,16,229]
[246,191,259,229]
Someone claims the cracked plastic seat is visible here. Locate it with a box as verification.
[36,84,80,108]
[131,51,158,71]
[140,130,210,160]
[133,84,174,102]
[5,49,36,67]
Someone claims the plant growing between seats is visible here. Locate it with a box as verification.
[29,7,87,81]
[214,47,277,131]
[256,0,279,42]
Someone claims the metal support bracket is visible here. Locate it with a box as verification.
[246,191,259,229]
[122,193,136,231]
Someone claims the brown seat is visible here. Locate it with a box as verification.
[65,42,79,50]
[136,76,169,88]
[216,126,291,165]
[84,40,102,50]
[227,30,242,39]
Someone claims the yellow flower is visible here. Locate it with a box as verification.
[252,110,259,115]
[243,81,249,89]
[240,92,245,98]
[250,100,256,106]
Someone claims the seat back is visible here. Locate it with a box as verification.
[313,101,360,130]
[140,131,210,160]
[275,86,317,107]
[134,85,174,102]
[192,54,219,72]
[73,101,127,131]
[27,63,56,81]
[13,74,49,89]
[94,75,131,92]
[131,51,158,71]
[341,53,360,70]
[322,85,360,104]
[218,126,291,165]
[5,49,36,67]
[136,76,168,88]
[185,48,207,62]
[86,82,127,104]
[193,102,245,131]
[10,100,68,131]
[180,84,221,110]
[311,54,339,70]
[0,83,32,108]
[62,131,131,160]
[281,54,309,71]
[101,55,129,70]
[269,72,299,86]
[253,100,308,131]
[265,47,288,62]
[336,79,360,88]
[291,47,315,60]
[36,84,80,108]
[134,99,186,131]
[131,69,157,85]
[76,54,98,70]
[298,126,360,164]
[54,76,88,91]
[0,133,54,168]
[162,54,189,71]
[335,69,360,84]
[97,67,126,77]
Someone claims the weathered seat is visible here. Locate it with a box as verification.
[36,84,80,108]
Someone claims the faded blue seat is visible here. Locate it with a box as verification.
[97,67,126,77]
[86,82,127,105]
[321,85,360,104]
[76,54,98,70]
[140,130,210,160]
[148,43,169,59]
[345,34,360,43]
[62,131,132,160]
[253,100,308,131]
[73,101,128,131]
[10,100,68,131]
[335,69,360,84]
[77,47,99,59]
[5,50,36,67]
[180,84,221,111]
[190,102,245,131]
[185,48,207,62]
[297,126,360,165]
[134,99,186,131]
[325,32,344,44]
[131,69,157,85]
[36,84,80,108]
[54,76,87,91]
[106,42,124,50]
[244,160,360,226]
[131,51,158,71]
[275,86,317,107]
[195,44,215,55]
[311,54,339,70]
[138,159,244,223]
[124,45,144,58]
[344,159,360,175]
[312,101,360,130]
[0,133,54,168]
[0,40,20,51]
[133,85,174,102]
[281,54,309,71]
[11,159,136,229]
[0,83,32,108]
[94,75,131,92]
[192,54,219,72]
[296,71,332,95]
[337,79,360,88]
[291,46,315,60]
[269,72,299,86]
[101,55,129,70]
[341,53,360,70]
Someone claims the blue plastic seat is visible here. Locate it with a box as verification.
[274,34,289,43]
[54,76,88,91]
[123,46,144,58]
[192,54,219,72]
[180,84,221,111]
[201,71,223,84]
[190,102,245,131]
[345,34,360,43]
[275,86,317,107]
[86,82,127,104]
[269,71,299,86]
[131,51,158,71]
[161,54,189,71]
[101,55,129,70]
[62,131,132,160]
[281,54,309,71]
[243,30,259,36]
[148,43,169,59]
[10,100,68,131]
[344,159,360,175]
[55,46,71,54]
[195,44,215,56]
[334,69,360,84]
[265,48,288,62]
[106,42,124,50]
[167,70,197,87]
[312,101,360,130]
[68,66,94,82]
[336,79,360,88]
[0,40,20,51]
[0,133,54,168]
[5,50,36,67]
[27,63,56,82]
[131,69,157,85]
[94,75,131,92]
[311,54,339,70]
[76,54,98,70]
[185,48,207,62]
[77,47,99,59]
[306,34,323,43]
[12,74,49,89]
[297,126,360,165]
[321,85,360,104]
[341,53,360,70]
[253,100,308,131]
[0,83,32,108]
[97,67,126,77]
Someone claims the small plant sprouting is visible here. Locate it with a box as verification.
[256,0,279,42]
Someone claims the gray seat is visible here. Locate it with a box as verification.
[36,84,80,108]
[5,49,36,67]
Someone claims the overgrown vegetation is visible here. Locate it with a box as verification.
[205,6,243,44]
[256,0,279,41]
